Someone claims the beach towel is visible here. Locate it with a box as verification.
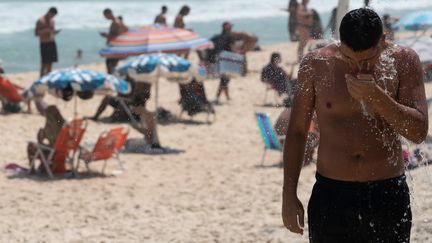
[123,138,184,155]
[4,163,29,174]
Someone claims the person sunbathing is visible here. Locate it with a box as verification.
[0,65,47,114]
[129,97,162,149]
[88,76,141,122]
[27,105,65,173]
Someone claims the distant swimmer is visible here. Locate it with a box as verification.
[282,8,427,242]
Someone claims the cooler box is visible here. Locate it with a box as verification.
[217,51,245,76]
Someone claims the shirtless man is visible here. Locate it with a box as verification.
[282,8,427,242]
[154,6,168,25]
[174,5,190,29]
[295,0,312,62]
[35,7,60,77]
[101,8,127,74]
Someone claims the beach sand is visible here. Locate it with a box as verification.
[0,42,431,242]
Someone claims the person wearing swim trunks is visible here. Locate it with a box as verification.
[282,8,428,242]
[35,7,59,77]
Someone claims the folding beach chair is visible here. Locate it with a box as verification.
[255,113,283,165]
[29,118,87,179]
[179,80,215,122]
[77,126,129,174]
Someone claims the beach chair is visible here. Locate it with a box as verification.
[77,126,129,174]
[255,113,283,165]
[179,80,215,122]
[29,118,87,179]
[263,84,280,105]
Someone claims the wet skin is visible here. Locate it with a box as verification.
[282,39,428,234]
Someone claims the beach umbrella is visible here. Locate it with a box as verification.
[115,53,206,109]
[33,68,130,95]
[99,24,214,58]
[393,11,432,31]
[31,68,130,115]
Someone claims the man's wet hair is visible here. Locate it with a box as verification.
[103,8,112,15]
[162,6,167,12]
[48,7,57,15]
[339,8,383,52]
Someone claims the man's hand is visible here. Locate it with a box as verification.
[345,73,381,102]
[282,191,304,235]
[99,32,108,38]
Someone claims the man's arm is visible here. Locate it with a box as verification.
[346,48,428,143]
[282,53,316,234]
[35,20,41,37]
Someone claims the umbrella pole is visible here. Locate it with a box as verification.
[74,95,78,117]
[155,64,160,111]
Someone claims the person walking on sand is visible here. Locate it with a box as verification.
[296,0,313,62]
[100,8,128,74]
[154,6,168,25]
[282,8,427,242]
[210,22,237,103]
[35,7,60,77]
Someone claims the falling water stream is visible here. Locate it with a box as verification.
[318,42,432,235]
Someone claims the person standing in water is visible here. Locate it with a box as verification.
[154,6,168,25]
[282,8,427,242]
[100,8,128,74]
[35,7,60,77]
[174,5,190,29]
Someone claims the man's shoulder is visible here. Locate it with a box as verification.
[301,43,336,65]
[391,44,419,60]
[36,16,44,24]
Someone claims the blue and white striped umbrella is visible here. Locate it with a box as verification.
[393,11,432,31]
[115,53,206,85]
[115,53,206,108]
[33,68,130,95]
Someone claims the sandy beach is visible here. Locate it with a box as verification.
[0,42,432,242]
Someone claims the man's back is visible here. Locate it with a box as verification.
[306,42,419,181]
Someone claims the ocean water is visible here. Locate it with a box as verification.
[0,0,432,73]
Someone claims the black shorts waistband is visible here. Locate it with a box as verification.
[315,172,406,189]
